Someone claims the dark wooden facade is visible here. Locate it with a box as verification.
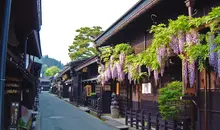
[0,0,42,129]
[95,0,220,129]
[73,56,114,114]
[56,60,86,99]
[95,0,189,115]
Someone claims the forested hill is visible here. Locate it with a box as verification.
[34,55,64,76]
[40,55,64,69]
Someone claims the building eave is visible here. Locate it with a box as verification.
[94,0,161,46]
[75,56,98,71]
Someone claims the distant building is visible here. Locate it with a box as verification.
[40,78,51,91]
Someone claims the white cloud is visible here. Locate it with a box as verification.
[40,0,137,64]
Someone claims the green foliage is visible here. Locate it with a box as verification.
[158,81,184,120]
[99,7,220,84]
[42,64,48,76]
[39,55,64,76]
[147,6,220,72]
[169,15,190,32]
[99,46,113,63]
[113,43,133,55]
[214,34,220,45]
[68,26,103,60]
[206,7,220,22]
[214,34,220,52]
[18,118,26,128]
[45,66,60,77]
[185,44,209,64]
[150,24,170,47]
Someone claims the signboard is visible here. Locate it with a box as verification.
[82,67,87,72]
[95,85,101,94]
[142,83,152,94]
[6,89,20,94]
[86,85,92,96]
[104,85,111,91]
[8,126,17,130]
[10,102,19,126]
[5,77,21,95]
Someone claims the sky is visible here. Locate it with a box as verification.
[40,0,138,64]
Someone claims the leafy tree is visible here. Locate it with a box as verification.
[44,66,60,77]
[68,26,103,60]
[41,64,48,76]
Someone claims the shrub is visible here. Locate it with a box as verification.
[158,81,185,120]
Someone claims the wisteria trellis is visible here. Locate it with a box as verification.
[98,7,220,88]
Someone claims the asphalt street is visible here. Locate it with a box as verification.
[39,92,113,130]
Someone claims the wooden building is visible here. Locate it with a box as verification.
[56,60,86,99]
[0,0,42,129]
[40,78,51,91]
[74,56,112,113]
[95,0,220,129]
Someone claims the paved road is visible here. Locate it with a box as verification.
[39,92,113,130]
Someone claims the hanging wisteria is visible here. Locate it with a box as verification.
[178,31,185,53]
[101,80,105,87]
[188,60,195,88]
[109,55,114,72]
[110,55,114,63]
[154,70,159,85]
[208,34,218,72]
[116,62,123,80]
[147,67,151,76]
[106,64,112,80]
[98,7,220,89]
[185,30,200,45]
[118,71,125,81]
[97,75,102,83]
[161,64,165,77]
[218,51,220,78]
[186,32,193,45]
[191,30,200,45]
[169,36,180,54]
[128,65,132,84]
[104,70,108,81]
[119,53,126,65]
[111,64,118,79]
[183,59,188,87]
[157,48,162,66]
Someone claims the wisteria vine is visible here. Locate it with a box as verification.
[98,7,220,88]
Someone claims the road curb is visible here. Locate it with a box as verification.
[62,99,132,130]
[35,111,41,130]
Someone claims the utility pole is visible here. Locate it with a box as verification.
[0,0,12,129]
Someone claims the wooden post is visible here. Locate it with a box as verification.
[183,0,195,94]
[183,118,190,130]
[182,60,187,94]
[147,112,151,130]
[130,108,133,127]
[204,69,208,130]
[156,113,159,130]
[141,110,144,130]
[125,108,128,125]
[136,110,138,129]
[173,120,177,130]
[164,120,167,130]
[185,0,195,17]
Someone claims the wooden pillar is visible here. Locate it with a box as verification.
[185,0,195,17]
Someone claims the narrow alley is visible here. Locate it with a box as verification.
[39,92,113,130]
